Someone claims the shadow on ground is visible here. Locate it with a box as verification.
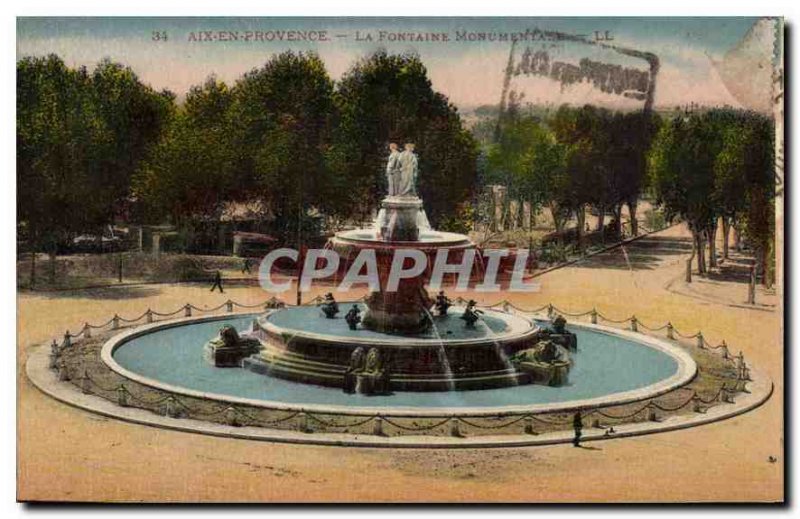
[34,285,163,301]
[572,235,693,271]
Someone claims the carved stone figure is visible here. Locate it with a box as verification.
[460,299,484,328]
[349,347,366,371]
[219,324,241,347]
[434,290,452,317]
[344,346,390,395]
[203,325,262,367]
[364,347,382,373]
[345,304,362,330]
[395,143,418,197]
[342,346,367,394]
[541,314,578,351]
[385,142,402,196]
[510,339,572,386]
[319,293,339,319]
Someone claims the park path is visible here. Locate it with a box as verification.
[17,223,782,502]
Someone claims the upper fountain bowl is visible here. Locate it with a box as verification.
[332,228,473,248]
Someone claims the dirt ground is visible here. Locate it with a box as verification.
[17,223,783,502]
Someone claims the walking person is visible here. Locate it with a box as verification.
[572,411,583,447]
[210,270,224,293]
[242,257,252,274]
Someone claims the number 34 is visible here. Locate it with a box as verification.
[151,31,168,41]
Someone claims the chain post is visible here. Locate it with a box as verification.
[164,397,178,418]
[117,385,128,407]
[524,416,535,435]
[81,369,91,394]
[373,416,385,436]
[225,407,239,426]
[450,418,464,438]
[298,412,311,433]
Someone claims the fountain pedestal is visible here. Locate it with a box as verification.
[377,196,425,242]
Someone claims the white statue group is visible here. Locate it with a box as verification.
[386,142,418,198]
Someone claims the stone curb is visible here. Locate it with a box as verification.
[26,342,772,448]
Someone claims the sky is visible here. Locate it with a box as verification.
[16,17,773,111]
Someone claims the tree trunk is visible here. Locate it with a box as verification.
[613,204,623,240]
[733,224,741,251]
[575,205,585,251]
[696,231,707,274]
[48,249,57,285]
[596,204,606,244]
[721,217,730,260]
[628,199,639,236]
[29,251,36,290]
[708,223,718,269]
[686,232,696,283]
[549,202,565,235]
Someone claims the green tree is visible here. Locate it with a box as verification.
[720,112,775,284]
[228,51,335,244]
[18,55,111,284]
[648,113,718,279]
[133,76,235,224]
[330,51,478,227]
[486,115,567,234]
[18,55,174,286]
[91,59,174,223]
[550,105,611,244]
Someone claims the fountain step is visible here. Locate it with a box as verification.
[260,347,520,377]
[259,343,523,379]
[243,354,532,392]
[257,354,347,377]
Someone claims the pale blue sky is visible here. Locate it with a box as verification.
[17,17,766,110]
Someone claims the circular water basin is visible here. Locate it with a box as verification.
[105,313,695,414]
[260,304,533,345]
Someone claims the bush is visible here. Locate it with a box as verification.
[149,255,209,282]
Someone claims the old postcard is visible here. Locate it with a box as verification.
[17,16,784,503]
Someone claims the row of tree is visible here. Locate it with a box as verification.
[133,50,478,240]
[648,109,775,284]
[18,51,776,285]
[18,55,174,255]
[485,105,657,246]
[18,51,479,254]
[485,104,775,283]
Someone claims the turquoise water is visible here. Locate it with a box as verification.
[266,304,515,340]
[112,315,679,409]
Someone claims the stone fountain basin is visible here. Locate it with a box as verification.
[244,305,542,391]
[332,229,473,247]
[103,314,694,414]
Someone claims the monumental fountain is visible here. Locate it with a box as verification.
[205,142,576,393]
